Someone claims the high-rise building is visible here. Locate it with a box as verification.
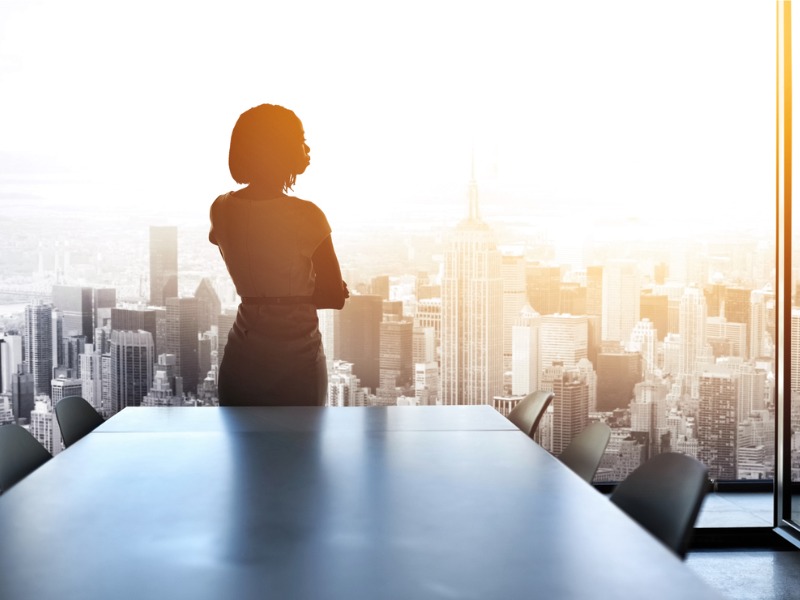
[51,377,83,405]
[639,291,668,343]
[11,367,34,423]
[217,310,237,368]
[585,266,603,318]
[412,327,436,366]
[166,298,199,395]
[142,354,183,407]
[24,303,54,397]
[629,379,668,460]
[414,362,439,406]
[441,172,503,406]
[602,260,640,344]
[679,286,709,387]
[338,295,383,391]
[724,286,751,356]
[111,307,160,358]
[511,305,541,396]
[370,275,390,300]
[93,288,117,331]
[194,278,221,333]
[377,317,413,404]
[542,363,589,455]
[502,252,528,374]
[327,361,366,407]
[706,317,747,359]
[698,370,738,480]
[628,319,657,375]
[539,314,588,373]
[110,330,154,414]
[414,299,441,346]
[526,263,561,316]
[749,288,770,360]
[149,225,178,307]
[0,334,23,395]
[595,352,642,412]
[29,398,58,455]
[791,308,800,393]
[52,285,94,342]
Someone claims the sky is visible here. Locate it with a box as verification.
[0,1,776,234]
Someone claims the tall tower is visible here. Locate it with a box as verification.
[338,295,383,391]
[602,260,640,344]
[24,303,54,397]
[377,317,413,405]
[526,263,561,316]
[698,370,737,480]
[441,170,503,405]
[149,225,178,307]
[543,363,589,455]
[111,307,160,358]
[110,330,154,414]
[194,278,221,333]
[52,285,94,342]
[166,298,199,396]
[679,286,708,381]
[502,252,528,374]
[539,314,588,372]
[511,305,541,396]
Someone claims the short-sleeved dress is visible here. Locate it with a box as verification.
[209,192,331,406]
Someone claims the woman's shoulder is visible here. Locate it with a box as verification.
[286,195,331,234]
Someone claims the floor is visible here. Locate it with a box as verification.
[684,493,800,599]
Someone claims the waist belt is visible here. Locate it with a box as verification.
[241,296,314,305]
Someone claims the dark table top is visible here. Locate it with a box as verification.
[0,406,724,600]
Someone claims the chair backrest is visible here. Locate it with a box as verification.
[0,424,52,494]
[558,422,611,483]
[507,390,555,438]
[55,396,105,448]
[610,452,709,559]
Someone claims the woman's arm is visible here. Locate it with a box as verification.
[312,235,349,309]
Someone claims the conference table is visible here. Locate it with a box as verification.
[0,406,724,600]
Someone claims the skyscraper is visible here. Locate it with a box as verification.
[441,171,503,406]
[543,363,589,455]
[526,263,561,316]
[166,298,199,395]
[52,285,93,342]
[679,286,709,388]
[595,351,642,412]
[111,307,160,357]
[110,330,154,414]
[698,370,737,480]
[601,259,640,344]
[502,252,528,374]
[539,314,588,373]
[377,317,413,404]
[194,278,221,333]
[338,295,382,391]
[149,225,178,307]
[24,303,54,397]
[511,305,541,396]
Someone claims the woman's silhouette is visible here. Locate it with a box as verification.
[210,104,348,406]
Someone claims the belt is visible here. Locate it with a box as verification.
[241,296,314,305]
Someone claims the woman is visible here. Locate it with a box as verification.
[209,104,348,406]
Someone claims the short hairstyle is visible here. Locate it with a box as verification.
[228,104,304,190]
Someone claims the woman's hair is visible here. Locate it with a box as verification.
[228,104,304,190]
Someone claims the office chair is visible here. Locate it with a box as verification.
[55,396,105,448]
[507,390,555,439]
[0,423,52,494]
[610,452,709,559]
[558,422,611,484]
